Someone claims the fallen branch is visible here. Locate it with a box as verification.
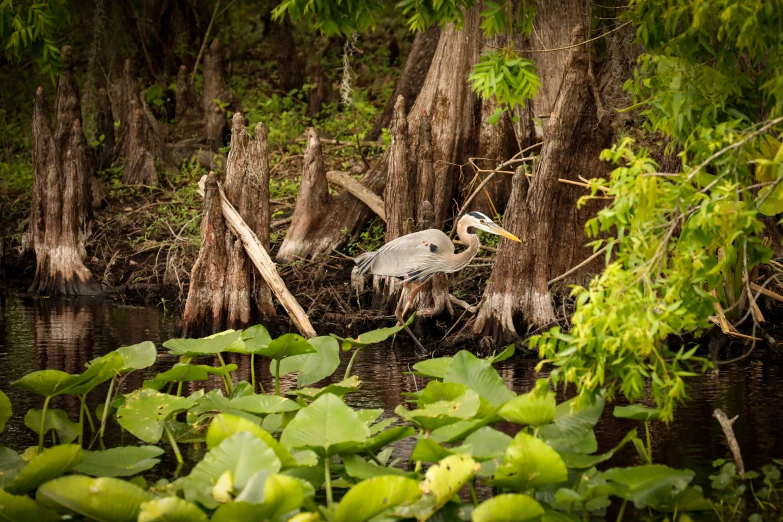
[713,409,745,476]
[326,170,386,222]
[548,245,608,286]
[198,175,317,338]
[449,295,478,313]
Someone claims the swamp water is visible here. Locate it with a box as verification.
[1,294,781,490]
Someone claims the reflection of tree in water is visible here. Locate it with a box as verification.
[34,297,95,375]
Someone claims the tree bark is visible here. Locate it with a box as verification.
[29,88,101,296]
[474,24,613,341]
[183,114,276,336]
[94,87,116,171]
[174,64,203,141]
[202,39,240,151]
[306,63,333,119]
[367,25,441,141]
[268,10,305,92]
[373,96,414,309]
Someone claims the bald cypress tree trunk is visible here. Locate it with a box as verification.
[474,24,612,342]
[202,39,240,151]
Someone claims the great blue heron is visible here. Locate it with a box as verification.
[354,211,521,348]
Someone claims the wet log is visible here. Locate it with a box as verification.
[326,171,386,222]
[474,24,613,341]
[373,96,414,309]
[367,25,441,141]
[277,8,481,263]
[94,87,116,171]
[202,39,240,151]
[29,88,101,296]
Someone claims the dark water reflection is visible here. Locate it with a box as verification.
[1,295,781,487]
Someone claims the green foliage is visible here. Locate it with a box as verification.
[468,50,540,118]
[0,0,67,83]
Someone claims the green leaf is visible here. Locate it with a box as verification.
[13,369,80,397]
[138,497,208,522]
[270,336,340,387]
[143,363,237,390]
[343,453,412,480]
[36,475,153,522]
[444,351,515,408]
[230,394,300,415]
[281,393,370,457]
[290,376,362,400]
[0,488,59,522]
[163,330,242,357]
[7,444,83,494]
[331,317,413,351]
[493,432,568,491]
[117,341,157,371]
[601,465,695,508]
[410,357,453,379]
[613,405,663,422]
[499,379,556,427]
[464,426,512,461]
[335,475,421,522]
[395,383,480,432]
[116,389,196,443]
[472,494,545,522]
[539,395,605,453]
[178,431,282,509]
[400,454,478,521]
[261,333,316,360]
[75,446,165,477]
[558,429,637,469]
[0,446,25,488]
[235,324,273,354]
[0,390,11,434]
[758,182,783,216]
[205,413,297,468]
[24,408,79,443]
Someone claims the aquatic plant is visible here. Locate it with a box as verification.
[0,326,781,521]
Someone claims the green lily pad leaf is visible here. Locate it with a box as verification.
[410,357,453,379]
[230,394,301,415]
[335,475,421,522]
[400,454,479,521]
[0,445,25,488]
[281,393,370,457]
[290,376,362,400]
[36,475,153,522]
[410,438,461,463]
[270,336,341,387]
[235,324,273,354]
[601,465,695,509]
[163,330,242,357]
[0,488,59,522]
[0,390,11,434]
[493,432,568,491]
[464,427,512,461]
[234,472,309,513]
[343,454,412,480]
[261,333,316,360]
[331,316,413,351]
[116,389,196,443]
[13,370,80,397]
[443,351,515,408]
[539,394,605,453]
[395,382,480,432]
[75,446,165,477]
[180,431,282,509]
[499,379,555,427]
[117,341,157,371]
[487,345,515,364]
[66,354,124,395]
[613,405,663,422]
[668,486,713,512]
[143,363,237,390]
[472,493,545,522]
[138,497,208,522]
[558,429,637,469]
[206,413,297,468]
[24,408,79,444]
[7,444,83,494]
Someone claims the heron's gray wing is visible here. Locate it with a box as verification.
[356,229,454,280]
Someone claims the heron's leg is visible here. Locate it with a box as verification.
[395,281,426,352]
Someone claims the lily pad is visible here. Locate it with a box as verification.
[281,393,370,457]
[464,426,512,461]
[331,318,413,351]
[163,330,242,357]
[36,475,153,522]
[443,351,515,408]
[613,405,663,422]
[116,389,196,443]
[0,445,25,488]
[0,488,59,522]
[493,432,568,491]
[0,389,11,433]
[472,494,545,522]
[401,454,479,521]
[235,324,273,354]
[143,363,237,390]
[75,446,165,477]
[138,497,208,522]
[270,336,340,387]
[410,357,453,379]
[117,341,157,371]
[539,394,605,453]
[24,408,80,444]
[290,376,362,400]
[229,394,301,415]
[334,475,421,522]
[260,333,316,360]
[342,454,412,480]
[7,444,83,494]
[205,413,297,468]
[395,382,480,432]
[13,370,80,397]
[601,464,695,509]
[498,379,555,427]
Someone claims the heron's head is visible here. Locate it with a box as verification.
[464,211,521,242]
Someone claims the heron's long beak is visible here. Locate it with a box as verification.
[488,223,521,242]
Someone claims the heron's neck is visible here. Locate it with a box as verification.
[451,219,480,271]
